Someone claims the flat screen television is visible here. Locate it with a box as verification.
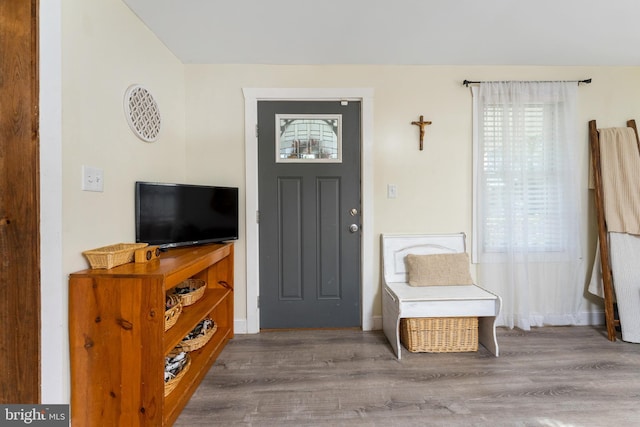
[135,181,239,249]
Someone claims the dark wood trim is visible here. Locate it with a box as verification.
[0,0,41,403]
[588,120,617,341]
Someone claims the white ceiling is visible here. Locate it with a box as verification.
[122,0,640,66]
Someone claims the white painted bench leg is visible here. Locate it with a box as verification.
[478,294,501,357]
[478,316,499,357]
[394,317,402,360]
[382,288,402,360]
[382,314,400,359]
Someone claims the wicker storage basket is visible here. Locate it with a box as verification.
[83,243,148,269]
[164,294,183,332]
[178,318,217,352]
[400,317,478,353]
[164,352,190,396]
[174,278,206,306]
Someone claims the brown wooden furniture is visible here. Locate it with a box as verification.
[69,243,234,426]
[588,119,639,341]
[0,0,40,404]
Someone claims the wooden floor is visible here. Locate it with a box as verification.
[175,326,640,426]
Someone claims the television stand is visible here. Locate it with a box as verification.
[69,242,234,426]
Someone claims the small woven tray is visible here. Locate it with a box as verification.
[178,319,217,352]
[174,278,206,306]
[164,353,190,396]
[83,243,148,269]
[401,317,478,353]
[164,294,183,332]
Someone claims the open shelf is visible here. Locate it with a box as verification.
[164,288,231,354]
[69,242,234,426]
[163,326,231,426]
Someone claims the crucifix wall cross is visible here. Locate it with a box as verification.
[411,115,432,151]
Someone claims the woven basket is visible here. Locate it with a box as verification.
[174,279,206,306]
[83,243,148,269]
[164,294,183,332]
[164,353,190,397]
[400,317,478,353]
[178,319,217,352]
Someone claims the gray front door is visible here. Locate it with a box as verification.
[258,100,361,329]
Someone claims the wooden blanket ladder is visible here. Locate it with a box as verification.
[588,119,640,341]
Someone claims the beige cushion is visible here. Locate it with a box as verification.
[406,252,474,286]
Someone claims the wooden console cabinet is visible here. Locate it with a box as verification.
[69,243,234,426]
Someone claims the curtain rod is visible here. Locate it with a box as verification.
[463,78,592,87]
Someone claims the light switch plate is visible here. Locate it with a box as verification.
[387,184,397,199]
[82,166,104,192]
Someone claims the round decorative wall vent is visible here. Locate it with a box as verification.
[124,84,161,142]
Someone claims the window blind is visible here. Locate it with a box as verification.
[478,102,567,254]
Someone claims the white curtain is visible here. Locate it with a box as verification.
[472,81,585,330]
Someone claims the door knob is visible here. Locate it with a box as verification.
[349,224,359,233]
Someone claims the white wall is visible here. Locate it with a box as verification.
[185,65,640,326]
[43,0,186,402]
[62,0,187,273]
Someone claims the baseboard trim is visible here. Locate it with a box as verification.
[234,313,600,334]
[234,315,383,334]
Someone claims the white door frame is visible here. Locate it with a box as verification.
[243,88,375,333]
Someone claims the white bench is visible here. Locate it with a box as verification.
[382,233,501,359]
